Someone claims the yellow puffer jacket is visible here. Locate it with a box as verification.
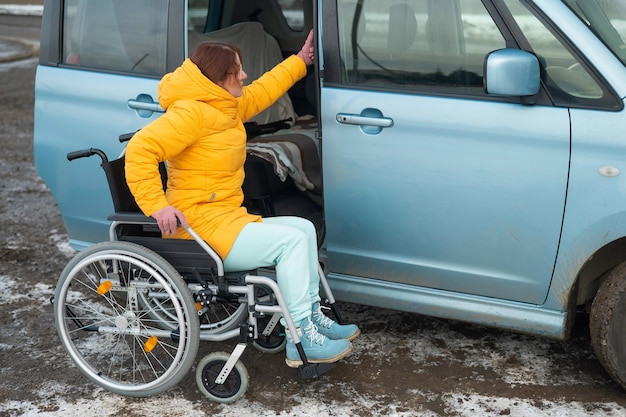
[125,55,307,259]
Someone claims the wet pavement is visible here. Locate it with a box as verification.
[0,36,36,62]
[0,8,41,62]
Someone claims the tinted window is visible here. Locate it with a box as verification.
[278,0,305,30]
[62,0,168,75]
[188,0,210,32]
[563,0,626,67]
[337,0,505,95]
[503,0,617,108]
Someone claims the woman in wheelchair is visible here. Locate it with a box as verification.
[125,31,360,368]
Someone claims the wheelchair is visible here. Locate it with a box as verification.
[52,134,347,403]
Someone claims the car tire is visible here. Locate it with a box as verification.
[590,261,626,389]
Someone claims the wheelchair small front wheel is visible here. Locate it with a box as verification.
[196,352,249,403]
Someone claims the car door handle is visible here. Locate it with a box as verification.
[127,99,165,113]
[336,113,394,127]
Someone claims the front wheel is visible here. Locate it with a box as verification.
[590,261,626,390]
[196,352,249,403]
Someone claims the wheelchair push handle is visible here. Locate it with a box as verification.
[66,148,108,163]
[119,131,138,143]
[67,131,137,163]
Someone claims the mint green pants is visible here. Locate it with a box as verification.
[223,216,321,325]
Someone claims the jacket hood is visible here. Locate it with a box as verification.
[158,59,237,114]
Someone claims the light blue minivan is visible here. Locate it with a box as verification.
[34,0,626,390]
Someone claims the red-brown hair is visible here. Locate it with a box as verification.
[190,41,242,84]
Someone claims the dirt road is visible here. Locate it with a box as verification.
[1,21,626,417]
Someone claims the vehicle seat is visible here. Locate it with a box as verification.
[188,22,296,126]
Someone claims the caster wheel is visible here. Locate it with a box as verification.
[196,352,249,403]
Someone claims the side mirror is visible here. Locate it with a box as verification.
[484,49,540,99]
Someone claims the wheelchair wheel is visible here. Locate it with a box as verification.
[138,285,246,334]
[251,285,286,353]
[196,352,249,403]
[253,314,286,353]
[54,241,200,397]
[198,302,247,333]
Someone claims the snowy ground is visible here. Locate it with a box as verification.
[1,247,626,416]
[0,4,41,16]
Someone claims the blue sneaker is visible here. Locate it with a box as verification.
[312,303,361,341]
[285,317,352,368]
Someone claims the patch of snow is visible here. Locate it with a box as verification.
[49,231,76,258]
[0,5,43,16]
[2,388,626,417]
[442,393,626,417]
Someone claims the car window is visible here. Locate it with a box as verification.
[336,0,506,95]
[562,0,626,67]
[188,0,305,33]
[189,0,211,32]
[502,0,606,105]
[278,0,305,30]
[62,0,168,76]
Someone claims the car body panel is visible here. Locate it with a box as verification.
[34,66,163,247]
[321,86,569,305]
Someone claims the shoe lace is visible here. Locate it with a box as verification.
[313,305,335,330]
[303,317,326,346]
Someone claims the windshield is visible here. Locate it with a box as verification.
[563,0,626,64]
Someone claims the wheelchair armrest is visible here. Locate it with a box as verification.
[107,212,156,224]
[108,212,161,240]
[108,212,228,277]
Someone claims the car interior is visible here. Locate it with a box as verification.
[188,0,325,244]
